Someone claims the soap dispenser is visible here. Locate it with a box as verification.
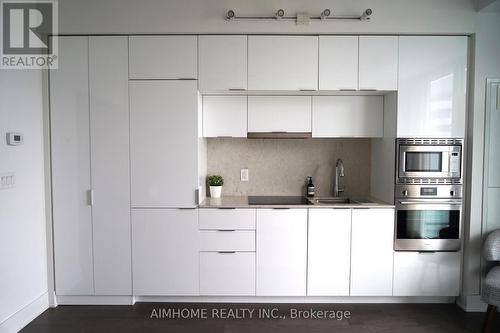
[306,176,315,197]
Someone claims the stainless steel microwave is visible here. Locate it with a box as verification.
[397,138,463,183]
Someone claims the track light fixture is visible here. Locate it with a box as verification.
[275,9,285,20]
[320,9,331,20]
[360,9,373,21]
[226,9,235,20]
[224,8,373,23]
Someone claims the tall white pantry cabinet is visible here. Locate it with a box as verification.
[50,35,201,297]
[50,36,131,295]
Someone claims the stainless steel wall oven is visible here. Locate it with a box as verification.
[395,138,464,252]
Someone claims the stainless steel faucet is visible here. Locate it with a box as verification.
[334,158,345,197]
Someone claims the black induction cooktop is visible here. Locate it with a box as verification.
[248,196,310,205]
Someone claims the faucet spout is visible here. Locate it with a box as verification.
[334,158,345,197]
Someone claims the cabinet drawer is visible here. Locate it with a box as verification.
[199,209,256,230]
[200,230,255,252]
[393,251,460,296]
[200,252,255,296]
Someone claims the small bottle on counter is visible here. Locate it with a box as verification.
[306,176,315,197]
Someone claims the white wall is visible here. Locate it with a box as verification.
[0,70,48,331]
[461,11,500,306]
[58,0,477,34]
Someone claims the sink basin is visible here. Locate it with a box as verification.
[309,197,353,205]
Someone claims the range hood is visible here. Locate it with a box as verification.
[247,131,312,139]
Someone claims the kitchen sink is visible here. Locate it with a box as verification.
[309,197,354,205]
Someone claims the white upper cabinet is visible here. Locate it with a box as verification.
[393,252,460,296]
[50,36,94,296]
[307,209,351,296]
[129,36,197,79]
[203,96,247,137]
[129,80,198,207]
[398,36,467,138]
[89,36,131,295]
[319,36,358,90]
[199,35,247,91]
[359,36,398,90]
[248,96,311,133]
[312,96,383,137]
[256,209,307,296]
[350,209,394,296]
[248,36,318,91]
[131,209,199,296]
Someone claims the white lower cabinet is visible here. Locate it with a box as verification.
[256,209,308,296]
[307,209,351,296]
[350,209,395,296]
[200,252,255,296]
[393,252,461,296]
[131,209,199,296]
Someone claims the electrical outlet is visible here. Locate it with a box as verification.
[0,172,15,190]
[240,168,249,182]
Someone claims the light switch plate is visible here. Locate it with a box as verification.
[0,172,15,189]
[240,168,249,182]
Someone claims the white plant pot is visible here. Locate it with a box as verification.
[210,186,222,198]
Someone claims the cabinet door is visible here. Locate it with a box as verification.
[131,209,199,295]
[200,252,255,296]
[256,209,307,296]
[398,36,467,138]
[393,252,460,296]
[199,35,247,91]
[312,96,383,137]
[308,209,351,296]
[350,209,394,296]
[319,36,358,90]
[248,36,318,90]
[203,96,247,137]
[129,36,197,79]
[89,36,131,295]
[130,80,198,207]
[359,36,398,90]
[50,36,94,295]
[248,96,311,133]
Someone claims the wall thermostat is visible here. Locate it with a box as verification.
[6,132,23,146]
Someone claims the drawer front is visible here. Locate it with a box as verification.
[199,209,256,230]
[200,252,255,296]
[200,230,255,252]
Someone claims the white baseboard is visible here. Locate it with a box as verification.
[0,292,49,333]
[456,295,488,312]
[56,295,134,305]
[133,296,456,304]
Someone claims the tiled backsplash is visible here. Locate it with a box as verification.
[207,138,371,197]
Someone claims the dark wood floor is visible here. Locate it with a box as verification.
[21,303,498,333]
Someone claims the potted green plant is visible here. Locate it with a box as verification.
[207,175,224,198]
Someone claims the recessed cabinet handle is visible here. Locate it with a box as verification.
[339,89,357,91]
[217,229,236,232]
[218,251,236,254]
[228,88,246,91]
[299,89,317,91]
[359,89,377,91]
[178,77,196,80]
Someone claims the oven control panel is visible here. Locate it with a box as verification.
[396,184,462,199]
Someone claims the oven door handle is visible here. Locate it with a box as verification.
[398,200,462,206]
